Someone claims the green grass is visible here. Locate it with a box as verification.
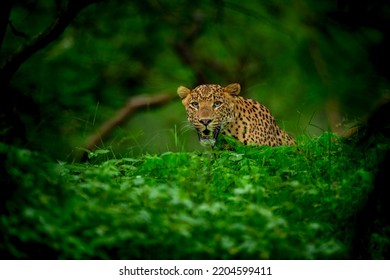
[1,133,388,259]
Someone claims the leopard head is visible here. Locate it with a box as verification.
[177,83,240,146]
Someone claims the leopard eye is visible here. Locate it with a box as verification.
[213,101,222,107]
[190,101,199,108]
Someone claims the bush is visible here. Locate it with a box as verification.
[1,133,388,259]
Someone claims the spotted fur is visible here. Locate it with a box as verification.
[177,83,295,147]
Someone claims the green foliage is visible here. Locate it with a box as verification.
[2,1,389,260]
[2,133,389,259]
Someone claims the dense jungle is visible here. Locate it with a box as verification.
[1,0,389,259]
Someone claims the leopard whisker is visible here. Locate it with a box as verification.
[179,121,194,133]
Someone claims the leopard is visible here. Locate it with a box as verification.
[177,83,295,147]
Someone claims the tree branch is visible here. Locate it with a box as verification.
[0,0,101,84]
[82,93,175,159]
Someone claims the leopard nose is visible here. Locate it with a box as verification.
[199,118,212,126]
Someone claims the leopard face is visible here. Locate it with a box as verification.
[177,84,240,146]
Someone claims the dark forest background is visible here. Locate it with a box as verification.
[1,0,389,159]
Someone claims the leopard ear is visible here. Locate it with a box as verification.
[177,86,191,99]
[225,83,241,96]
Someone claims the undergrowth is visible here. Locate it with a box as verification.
[1,133,389,259]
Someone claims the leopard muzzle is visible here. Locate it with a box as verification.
[196,125,221,147]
